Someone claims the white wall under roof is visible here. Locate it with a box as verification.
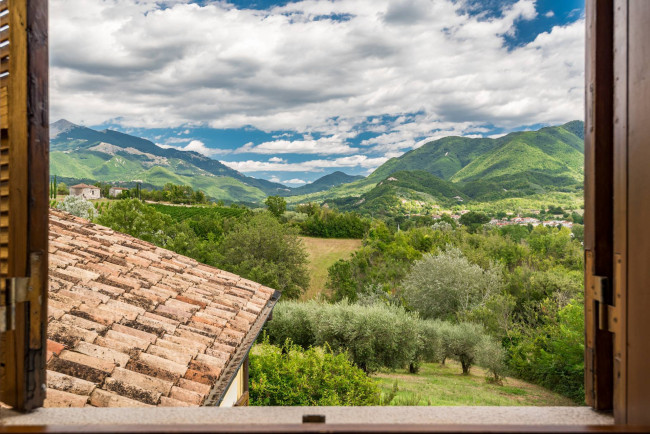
[219,365,244,407]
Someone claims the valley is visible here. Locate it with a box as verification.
[50,120,585,215]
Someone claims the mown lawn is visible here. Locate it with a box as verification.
[374,361,576,406]
[299,236,362,301]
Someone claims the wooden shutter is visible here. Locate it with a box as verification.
[0,0,48,412]
[587,0,650,425]
[584,0,614,413]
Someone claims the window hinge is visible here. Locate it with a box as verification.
[0,252,43,333]
[593,275,618,333]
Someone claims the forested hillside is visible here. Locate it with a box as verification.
[287,121,585,209]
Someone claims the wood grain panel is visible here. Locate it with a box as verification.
[625,0,650,424]
[584,0,614,411]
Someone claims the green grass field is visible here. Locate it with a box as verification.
[299,236,362,301]
[374,361,576,406]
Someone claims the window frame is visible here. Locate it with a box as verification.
[3,0,650,430]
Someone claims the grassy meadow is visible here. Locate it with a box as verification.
[374,361,576,406]
[299,236,362,300]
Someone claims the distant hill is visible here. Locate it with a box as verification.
[287,121,585,207]
[284,171,364,196]
[50,120,290,202]
[326,170,468,215]
[370,121,584,188]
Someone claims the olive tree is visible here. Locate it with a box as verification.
[440,322,485,374]
[401,247,503,321]
[56,195,95,220]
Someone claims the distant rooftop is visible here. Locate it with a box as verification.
[70,184,99,190]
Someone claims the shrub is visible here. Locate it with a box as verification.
[56,195,95,220]
[249,340,380,406]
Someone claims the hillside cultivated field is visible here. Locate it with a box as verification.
[374,361,576,406]
[299,236,362,300]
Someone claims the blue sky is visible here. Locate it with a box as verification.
[50,0,585,186]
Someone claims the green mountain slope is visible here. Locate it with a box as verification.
[288,121,584,207]
[50,120,289,202]
[284,171,364,196]
[328,171,468,216]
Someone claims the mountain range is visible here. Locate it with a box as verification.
[51,120,343,202]
[50,119,584,209]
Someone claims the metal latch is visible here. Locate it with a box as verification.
[0,252,42,333]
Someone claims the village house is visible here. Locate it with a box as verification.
[69,183,101,200]
[45,210,279,408]
[109,186,129,198]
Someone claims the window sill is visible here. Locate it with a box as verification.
[1,406,613,427]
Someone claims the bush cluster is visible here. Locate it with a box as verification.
[299,207,370,239]
[249,340,380,406]
[265,300,505,378]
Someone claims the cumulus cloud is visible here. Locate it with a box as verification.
[221,155,388,173]
[157,139,228,156]
[236,135,357,155]
[283,178,307,185]
[50,0,584,160]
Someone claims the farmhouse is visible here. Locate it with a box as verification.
[69,183,101,200]
[109,186,129,197]
[45,210,279,407]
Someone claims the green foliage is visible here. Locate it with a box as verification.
[264,301,502,377]
[265,195,286,218]
[128,183,208,204]
[249,340,380,406]
[97,199,174,244]
[318,219,585,401]
[459,211,490,233]
[265,301,423,373]
[439,322,486,375]
[401,248,503,321]
[217,213,309,299]
[149,203,247,221]
[507,298,585,402]
[326,260,358,302]
[57,182,69,195]
[477,335,507,382]
[300,206,370,239]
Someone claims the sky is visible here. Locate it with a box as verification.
[50,0,585,186]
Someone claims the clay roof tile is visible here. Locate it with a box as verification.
[46,210,278,408]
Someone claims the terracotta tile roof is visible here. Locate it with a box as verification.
[70,183,99,189]
[45,209,279,408]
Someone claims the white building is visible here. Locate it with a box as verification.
[69,183,100,199]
